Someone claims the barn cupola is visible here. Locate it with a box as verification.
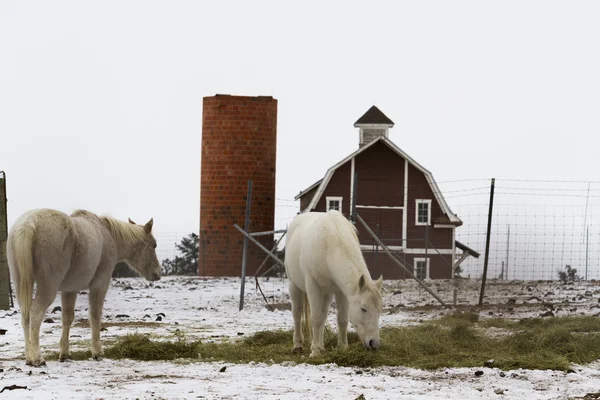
[354,105,395,148]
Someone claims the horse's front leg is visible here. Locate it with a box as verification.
[335,291,349,349]
[59,291,78,361]
[89,278,110,360]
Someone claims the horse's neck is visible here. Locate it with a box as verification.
[112,239,130,262]
[332,259,368,299]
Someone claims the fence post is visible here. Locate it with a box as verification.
[506,224,510,281]
[239,180,253,311]
[478,178,495,307]
[351,172,358,224]
[0,171,12,310]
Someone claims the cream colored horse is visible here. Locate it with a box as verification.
[285,210,383,357]
[7,208,161,367]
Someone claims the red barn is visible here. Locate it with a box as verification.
[295,106,478,280]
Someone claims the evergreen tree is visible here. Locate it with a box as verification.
[162,233,199,276]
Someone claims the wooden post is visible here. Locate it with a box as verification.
[0,171,11,310]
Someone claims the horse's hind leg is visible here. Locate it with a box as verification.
[59,291,78,361]
[28,287,58,367]
[12,269,31,364]
[89,277,110,360]
[289,281,305,353]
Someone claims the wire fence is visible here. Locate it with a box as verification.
[157,178,600,307]
[160,179,600,284]
[439,179,600,282]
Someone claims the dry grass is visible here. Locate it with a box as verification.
[47,313,600,371]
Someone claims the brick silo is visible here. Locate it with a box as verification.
[199,94,277,277]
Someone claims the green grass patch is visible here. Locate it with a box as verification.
[45,313,600,371]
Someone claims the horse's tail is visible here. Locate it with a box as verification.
[9,218,37,317]
[302,292,311,340]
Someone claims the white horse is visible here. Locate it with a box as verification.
[7,208,161,367]
[285,210,383,357]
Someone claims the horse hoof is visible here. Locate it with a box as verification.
[59,355,72,363]
[25,360,33,366]
[292,346,303,354]
[31,359,46,367]
[93,355,104,361]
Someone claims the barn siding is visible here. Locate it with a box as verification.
[354,141,405,207]
[406,164,453,250]
[296,139,457,279]
[356,208,403,248]
[314,162,352,214]
[300,186,318,211]
[363,252,453,280]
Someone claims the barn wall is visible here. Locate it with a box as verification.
[406,164,453,250]
[354,141,405,207]
[314,162,351,214]
[299,186,318,211]
[363,252,453,280]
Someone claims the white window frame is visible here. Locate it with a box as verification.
[414,257,430,280]
[326,196,343,213]
[415,199,432,226]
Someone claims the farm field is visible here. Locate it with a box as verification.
[2,276,600,399]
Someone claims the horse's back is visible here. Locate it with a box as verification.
[285,211,357,291]
[9,208,75,260]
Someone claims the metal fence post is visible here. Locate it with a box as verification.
[478,178,495,307]
[239,180,253,311]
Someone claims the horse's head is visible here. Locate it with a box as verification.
[126,217,161,282]
[349,274,383,350]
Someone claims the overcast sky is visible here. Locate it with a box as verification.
[1,1,600,240]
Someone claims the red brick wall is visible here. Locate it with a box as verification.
[199,95,277,277]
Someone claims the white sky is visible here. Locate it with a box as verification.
[1,1,600,239]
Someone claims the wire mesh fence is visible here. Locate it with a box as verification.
[439,179,600,283]
[157,179,600,307]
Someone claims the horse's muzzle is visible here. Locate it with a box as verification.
[366,339,380,350]
[150,272,161,281]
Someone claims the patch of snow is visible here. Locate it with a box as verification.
[1,276,600,399]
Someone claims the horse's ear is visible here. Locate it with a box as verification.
[375,275,383,291]
[144,218,154,233]
[128,218,136,225]
[358,275,366,292]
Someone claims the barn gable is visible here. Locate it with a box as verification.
[297,136,461,226]
[293,107,474,279]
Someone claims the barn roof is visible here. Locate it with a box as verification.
[294,179,322,200]
[298,136,462,225]
[354,106,395,127]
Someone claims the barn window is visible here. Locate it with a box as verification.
[415,199,432,226]
[326,196,343,212]
[414,258,430,280]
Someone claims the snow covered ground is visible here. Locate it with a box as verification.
[1,276,600,399]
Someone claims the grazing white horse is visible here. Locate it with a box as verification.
[7,208,161,366]
[285,210,383,357]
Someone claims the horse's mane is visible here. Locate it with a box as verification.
[327,210,363,262]
[71,209,150,246]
